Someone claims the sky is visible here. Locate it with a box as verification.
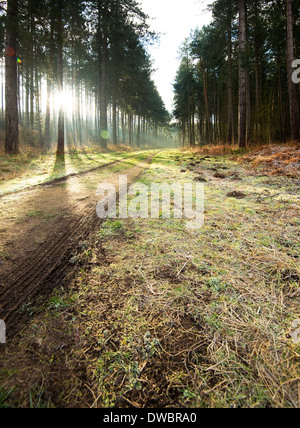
[139,0,213,113]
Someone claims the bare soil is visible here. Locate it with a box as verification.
[0,153,156,338]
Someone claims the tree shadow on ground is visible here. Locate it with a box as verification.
[53,153,66,177]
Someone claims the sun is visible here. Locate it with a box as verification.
[54,89,74,116]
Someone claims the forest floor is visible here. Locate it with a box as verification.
[0,146,139,197]
[0,145,299,408]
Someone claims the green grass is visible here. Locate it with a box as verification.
[0,149,146,196]
[0,149,299,408]
[0,387,15,408]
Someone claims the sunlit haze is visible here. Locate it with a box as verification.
[139,0,212,113]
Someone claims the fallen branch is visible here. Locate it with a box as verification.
[257,193,281,202]
[176,256,192,277]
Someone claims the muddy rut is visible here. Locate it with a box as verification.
[0,153,157,338]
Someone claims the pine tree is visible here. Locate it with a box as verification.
[238,0,247,148]
[5,0,19,154]
[286,0,299,141]
[56,0,65,156]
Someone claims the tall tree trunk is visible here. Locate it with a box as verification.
[121,110,125,144]
[17,65,22,126]
[29,14,35,130]
[254,44,261,140]
[238,0,247,148]
[199,59,210,144]
[277,60,284,141]
[246,70,251,143]
[5,0,19,154]
[191,105,195,146]
[128,113,132,146]
[227,0,234,144]
[45,77,51,148]
[286,0,299,141]
[99,0,108,148]
[1,61,4,116]
[182,121,186,147]
[45,17,55,149]
[56,2,64,156]
[254,0,262,141]
[245,5,251,144]
[76,80,82,146]
[35,69,43,147]
[137,115,141,147]
[112,91,117,144]
[25,53,30,127]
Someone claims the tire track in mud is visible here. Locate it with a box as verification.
[1,213,93,315]
[0,153,158,338]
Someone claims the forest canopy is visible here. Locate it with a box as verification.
[1,0,171,154]
[173,0,300,147]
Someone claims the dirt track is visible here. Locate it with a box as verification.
[0,152,157,338]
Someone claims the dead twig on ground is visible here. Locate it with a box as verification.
[257,193,281,202]
[176,256,192,277]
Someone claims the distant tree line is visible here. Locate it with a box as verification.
[1,0,170,155]
[173,0,300,147]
